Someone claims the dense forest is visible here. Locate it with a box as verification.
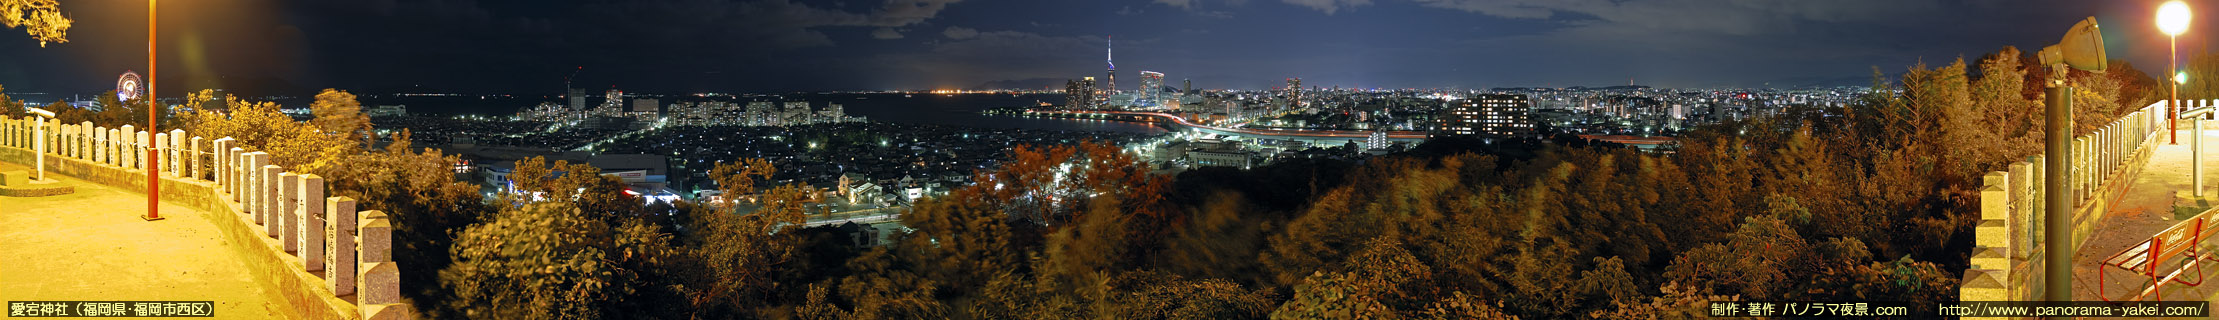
[0,46,2163,319]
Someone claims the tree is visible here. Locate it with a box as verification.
[182,90,360,174]
[686,159,817,315]
[440,202,629,319]
[310,89,372,144]
[327,130,491,319]
[1271,238,1433,319]
[0,0,68,47]
[0,85,21,116]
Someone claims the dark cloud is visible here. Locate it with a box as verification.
[942,26,979,40]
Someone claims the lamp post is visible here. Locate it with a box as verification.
[143,0,162,221]
[2186,72,2208,198]
[2039,17,2107,305]
[2161,0,2192,144]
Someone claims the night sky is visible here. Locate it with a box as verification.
[0,0,2201,97]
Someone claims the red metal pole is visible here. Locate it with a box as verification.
[144,0,162,221]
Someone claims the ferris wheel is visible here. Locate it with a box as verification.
[117,71,143,101]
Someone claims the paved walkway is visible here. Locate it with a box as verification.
[0,162,286,318]
[2074,127,2219,304]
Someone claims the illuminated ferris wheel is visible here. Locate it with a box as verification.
[117,71,143,101]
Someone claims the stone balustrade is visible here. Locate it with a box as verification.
[0,117,405,320]
[1961,100,2190,305]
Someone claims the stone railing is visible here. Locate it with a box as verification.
[1960,100,2192,304]
[0,116,405,320]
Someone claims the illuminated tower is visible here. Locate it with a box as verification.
[1105,36,1117,97]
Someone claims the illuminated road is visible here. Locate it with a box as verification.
[1034,110,1430,142]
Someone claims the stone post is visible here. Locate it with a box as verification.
[363,303,410,320]
[93,127,106,166]
[153,132,170,176]
[224,148,238,199]
[118,125,133,169]
[281,172,300,253]
[189,136,203,180]
[66,124,79,159]
[2009,161,2034,261]
[136,130,148,171]
[362,211,391,263]
[263,164,283,239]
[2075,136,2088,204]
[360,262,400,305]
[300,174,325,271]
[1975,172,2010,272]
[245,152,269,224]
[327,197,357,295]
[209,139,224,187]
[76,123,87,160]
[359,211,399,304]
[169,129,184,177]
[58,124,69,159]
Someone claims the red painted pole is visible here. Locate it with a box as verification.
[144,0,162,221]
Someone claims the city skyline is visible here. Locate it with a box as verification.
[0,0,2197,97]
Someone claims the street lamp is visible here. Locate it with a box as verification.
[142,0,163,221]
[2038,16,2107,304]
[2186,70,2211,199]
[2160,0,2191,144]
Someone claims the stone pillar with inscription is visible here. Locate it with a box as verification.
[327,197,357,296]
[280,172,300,253]
[94,127,107,166]
[360,210,399,305]
[118,125,133,169]
[152,132,169,176]
[244,152,269,225]
[169,129,185,177]
[263,164,282,239]
[136,130,148,171]
[189,136,203,180]
[299,174,325,271]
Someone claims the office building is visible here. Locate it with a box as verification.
[1434,94,1533,138]
[1140,71,1164,108]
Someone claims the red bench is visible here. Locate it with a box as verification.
[2100,208,2219,301]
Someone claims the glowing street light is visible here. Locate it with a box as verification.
[2160,0,2192,144]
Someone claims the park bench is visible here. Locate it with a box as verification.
[2100,207,2219,301]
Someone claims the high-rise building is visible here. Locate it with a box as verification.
[568,88,591,110]
[1183,79,1192,95]
[784,101,811,125]
[1433,94,1533,138]
[632,98,659,113]
[747,101,775,126]
[1139,71,1165,108]
[1064,79,1081,109]
[1065,78,1099,109]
